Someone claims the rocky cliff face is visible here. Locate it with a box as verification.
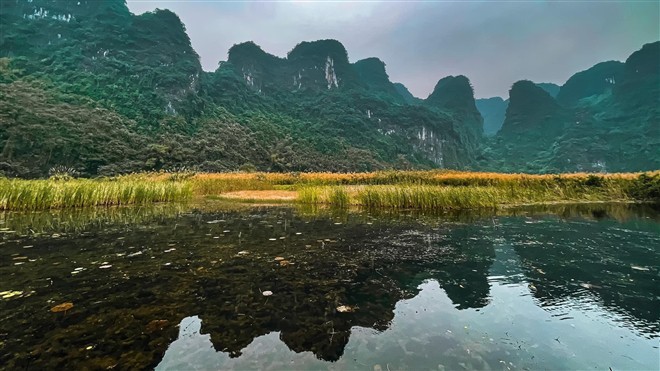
[218,40,483,169]
[287,40,355,91]
[0,1,657,175]
[424,76,484,162]
[1,0,487,176]
[226,42,286,94]
[1,0,202,122]
[226,39,357,94]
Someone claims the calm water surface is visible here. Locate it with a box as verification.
[0,203,658,370]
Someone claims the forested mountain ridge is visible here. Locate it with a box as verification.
[424,76,484,161]
[0,0,203,123]
[0,0,483,177]
[480,41,660,173]
[0,0,658,177]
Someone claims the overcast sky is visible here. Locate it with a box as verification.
[126,1,659,99]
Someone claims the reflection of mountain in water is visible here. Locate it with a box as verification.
[503,216,660,336]
[0,204,658,369]
[193,220,497,361]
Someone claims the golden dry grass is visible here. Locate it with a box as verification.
[218,190,298,201]
[2,170,656,210]
[180,170,651,192]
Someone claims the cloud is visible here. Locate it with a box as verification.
[126,1,659,98]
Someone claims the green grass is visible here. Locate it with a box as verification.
[0,178,191,210]
[296,178,648,210]
[329,187,350,208]
[355,186,504,209]
[0,171,657,210]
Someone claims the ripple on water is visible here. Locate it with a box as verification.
[0,203,658,369]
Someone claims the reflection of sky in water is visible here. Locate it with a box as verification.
[159,278,658,370]
[2,203,659,369]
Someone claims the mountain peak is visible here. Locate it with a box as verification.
[509,80,559,108]
[536,83,560,98]
[228,41,282,65]
[286,39,354,90]
[426,75,483,152]
[557,60,624,106]
[498,80,562,138]
[353,58,403,101]
[615,41,659,106]
[426,75,477,111]
[353,57,387,76]
[287,39,349,65]
[624,41,660,76]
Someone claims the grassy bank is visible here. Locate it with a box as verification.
[192,170,659,209]
[298,184,625,210]
[295,172,659,209]
[179,170,649,189]
[0,178,191,210]
[1,170,657,210]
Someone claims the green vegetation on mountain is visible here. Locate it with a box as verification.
[499,80,564,139]
[393,83,420,105]
[480,41,660,173]
[556,61,624,106]
[425,76,484,161]
[536,83,560,98]
[1,0,486,177]
[353,57,405,103]
[0,0,658,177]
[0,0,202,124]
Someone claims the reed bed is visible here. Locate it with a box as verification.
[164,169,659,208]
[0,178,191,210]
[174,170,657,193]
[297,180,636,210]
[1,170,656,210]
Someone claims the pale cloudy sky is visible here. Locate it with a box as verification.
[126,1,659,98]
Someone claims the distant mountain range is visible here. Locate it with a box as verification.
[1,0,658,177]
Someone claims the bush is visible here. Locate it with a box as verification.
[165,167,197,182]
[238,163,258,173]
[584,174,604,187]
[627,173,660,202]
[48,166,79,181]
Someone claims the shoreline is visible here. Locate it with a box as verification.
[1,170,658,211]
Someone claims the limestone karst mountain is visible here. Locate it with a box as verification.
[0,0,658,176]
